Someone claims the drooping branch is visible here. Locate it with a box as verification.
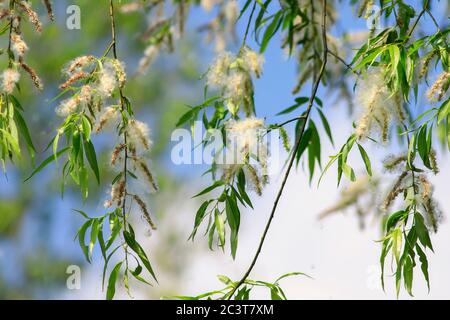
[108,0,129,229]
[227,0,329,299]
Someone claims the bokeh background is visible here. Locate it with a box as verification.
[0,0,449,299]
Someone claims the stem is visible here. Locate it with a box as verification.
[327,50,359,75]
[268,115,307,132]
[7,0,15,68]
[407,0,429,38]
[108,0,130,268]
[227,0,329,299]
[241,0,257,49]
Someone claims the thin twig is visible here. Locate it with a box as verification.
[7,0,15,68]
[407,0,429,38]
[241,0,257,49]
[108,0,130,269]
[327,49,359,75]
[226,0,329,299]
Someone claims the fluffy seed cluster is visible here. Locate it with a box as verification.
[426,71,450,102]
[56,57,126,120]
[127,119,152,152]
[137,45,160,75]
[98,61,119,97]
[1,68,20,94]
[241,47,264,78]
[0,1,51,94]
[16,1,42,32]
[220,117,268,195]
[381,154,442,232]
[95,106,119,133]
[416,175,442,232]
[355,68,404,142]
[206,48,263,116]
[11,33,28,58]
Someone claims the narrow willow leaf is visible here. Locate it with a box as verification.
[89,219,100,258]
[83,139,100,184]
[415,244,430,291]
[357,143,372,176]
[13,110,36,153]
[214,209,225,248]
[76,219,93,263]
[106,261,123,300]
[123,229,157,282]
[317,108,334,145]
[385,210,406,232]
[260,11,283,53]
[24,147,70,182]
[414,212,433,251]
[190,200,210,240]
[193,180,224,198]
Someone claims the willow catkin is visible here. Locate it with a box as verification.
[429,149,439,175]
[133,194,157,230]
[128,119,152,151]
[19,60,43,90]
[111,144,126,166]
[66,55,96,75]
[95,106,118,133]
[426,71,450,102]
[133,157,159,192]
[11,33,28,58]
[43,0,55,21]
[382,171,408,211]
[246,164,263,196]
[1,68,20,94]
[59,71,88,90]
[18,1,42,32]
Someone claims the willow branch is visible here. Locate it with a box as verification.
[327,50,359,75]
[108,0,130,271]
[227,0,329,299]
[407,0,429,38]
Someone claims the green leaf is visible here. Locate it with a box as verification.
[76,219,93,263]
[0,128,21,159]
[190,200,210,240]
[276,97,309,115]
[317,108,334,145]
[13,110,36,154]
[73,209,90,219]
[342,163,356,182]
[214,209,225,248]
[101,245,121,290]
[123,229,157,282]
[380,237,392,291]
[403,256,414,296]
[89,219,100,258]
[260,11,283,53]
[106,261,123,300]
[437,99,450,124]
[270,288,282,300]
[415,244,430,291]
[385,210,406,232]
[81,115,92,141]
[414,212,433,251]
[193,180,224,198]
[357,143,372,176]
[24,147,70,182]
[176,107,200,127]
[226,196,240,259]
[83,139,100,184]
